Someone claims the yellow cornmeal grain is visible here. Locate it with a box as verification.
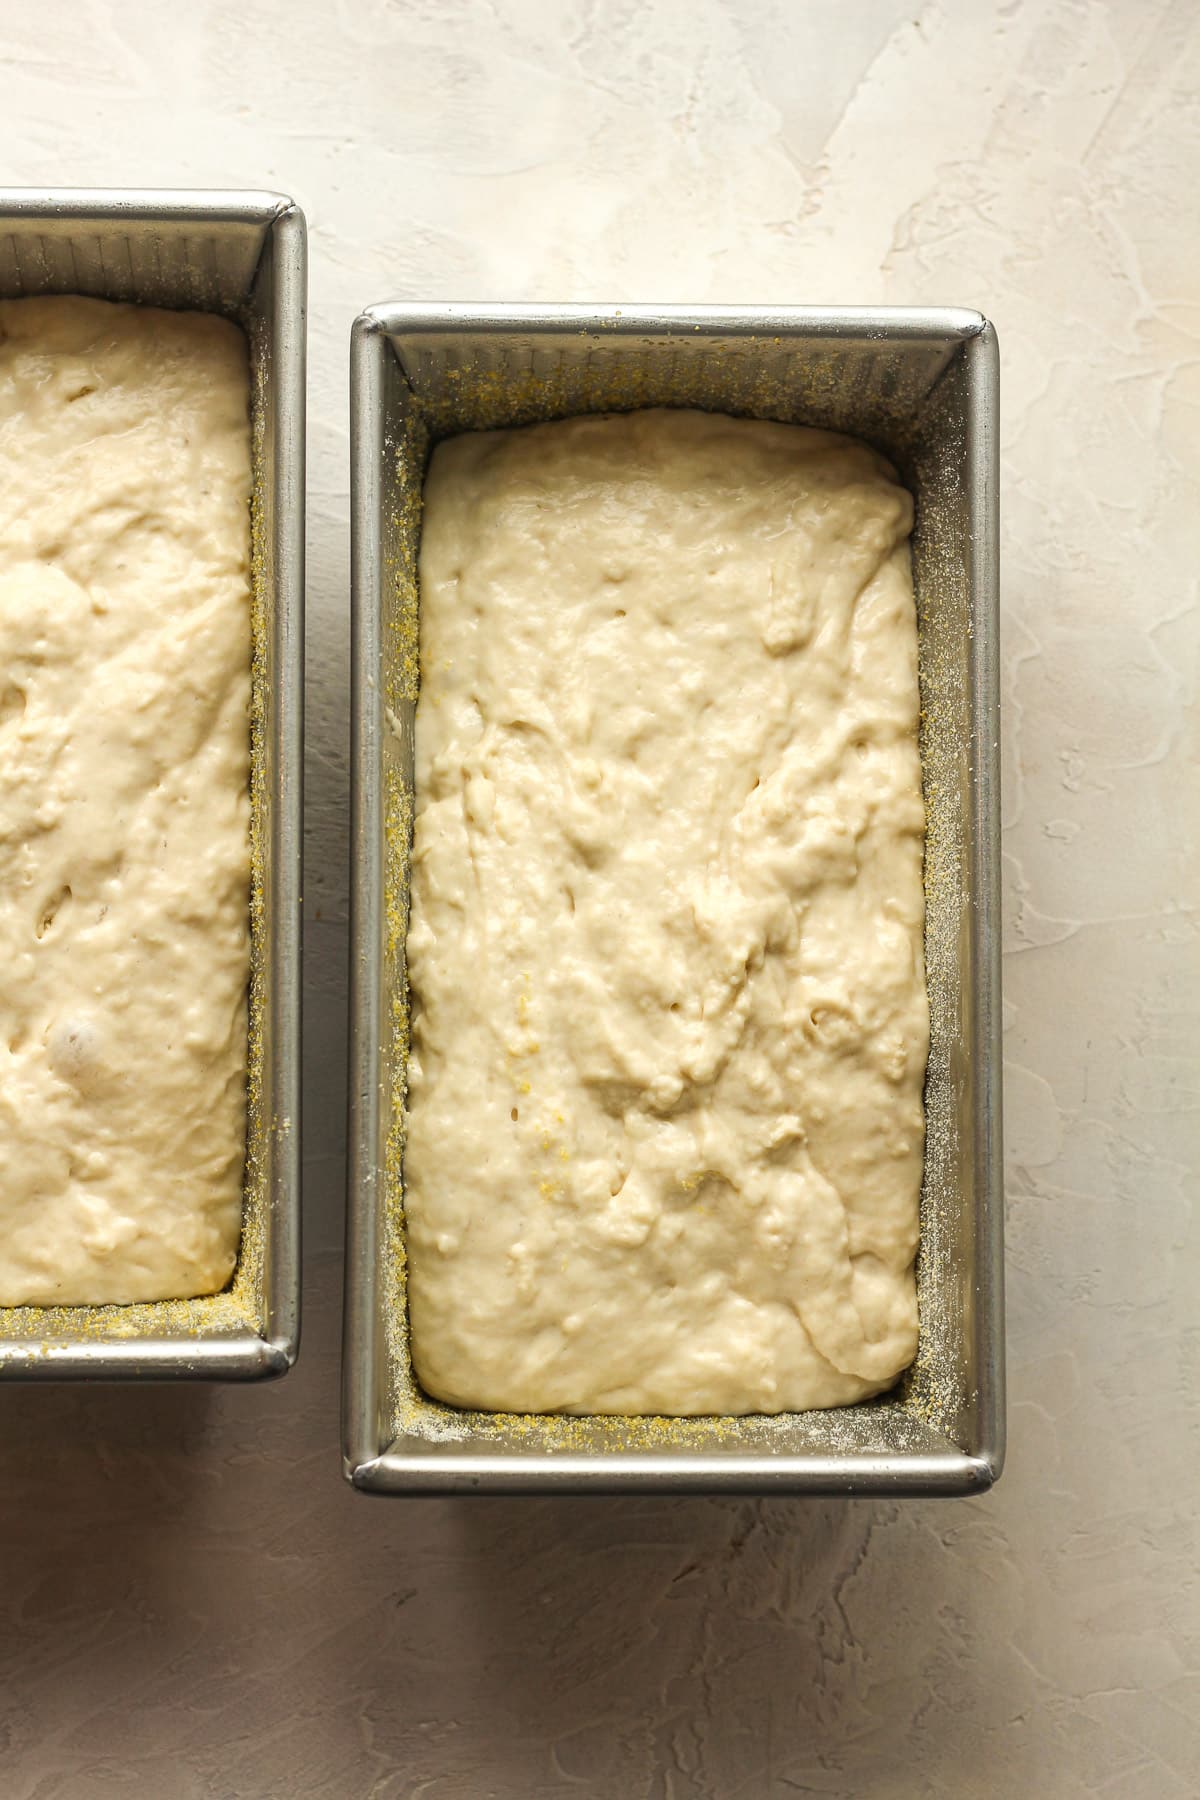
[380,346,965,1452]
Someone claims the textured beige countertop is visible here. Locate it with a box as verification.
[1,2,1196,1795]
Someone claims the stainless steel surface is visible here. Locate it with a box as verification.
[0,190,305,1380]
[346,303,1003,1493]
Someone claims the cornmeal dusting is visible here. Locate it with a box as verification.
[0,296,252,1306]
[405,408,928,1415]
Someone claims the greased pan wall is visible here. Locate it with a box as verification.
[0,190,305,1379]
[346,305,1002,1492]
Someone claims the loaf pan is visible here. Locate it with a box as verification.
[346,304,1002,1490]
[0,190,305,1379]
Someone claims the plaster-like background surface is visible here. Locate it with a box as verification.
[1,2,1196,1794]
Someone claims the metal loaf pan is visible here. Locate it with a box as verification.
[347,304,1002,1492]
[0,190,305,1379]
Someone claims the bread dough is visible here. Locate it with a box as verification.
[0,297,252,1306]
[405,408,927,1415]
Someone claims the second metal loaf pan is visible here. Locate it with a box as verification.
[0,189,306,1380]
[346,303,1003,1494]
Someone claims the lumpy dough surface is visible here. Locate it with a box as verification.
[405,408,928,1415]
[0,297,252,1306]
